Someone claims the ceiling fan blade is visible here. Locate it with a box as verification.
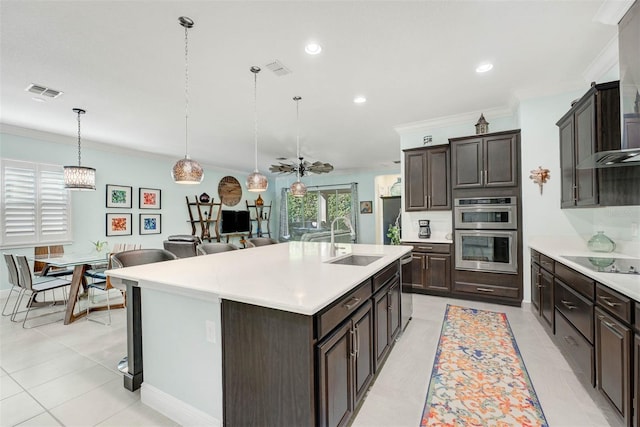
[308,162,334,174]
[269,163,296,173]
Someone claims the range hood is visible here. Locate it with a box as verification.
[576,147,640,169]
[578,0,639,169]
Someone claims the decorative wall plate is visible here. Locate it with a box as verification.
[218,176,242,206]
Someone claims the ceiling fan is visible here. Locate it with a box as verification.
[269,157,334,176]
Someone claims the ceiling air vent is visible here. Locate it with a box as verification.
[265,60,291,77]
[25,83,64,98]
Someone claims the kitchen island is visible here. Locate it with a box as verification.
[107,241,411,427]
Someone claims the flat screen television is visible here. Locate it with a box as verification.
[221,210,250,234]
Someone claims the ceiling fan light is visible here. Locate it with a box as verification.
[64,166,96,190]
[246,170,268,192]
[290,180,307,197]
[172,156,204,184]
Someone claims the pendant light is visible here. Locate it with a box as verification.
[246,66,268,192]
[64,108,96,190]
[171,16,204,184]
[290,96,307,198]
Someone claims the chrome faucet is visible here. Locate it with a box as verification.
[330,216,355,256]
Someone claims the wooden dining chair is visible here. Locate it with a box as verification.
[13,255,71,328]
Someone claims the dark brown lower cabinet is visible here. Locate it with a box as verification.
[317,301,374,427]
[373,278,401,369]
[595,307,633,426]
[530,260,541,313]
[409,243,451,295]
[634,334,639,427]
[540,268,554,329]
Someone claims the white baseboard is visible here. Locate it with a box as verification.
[141,383,221,427]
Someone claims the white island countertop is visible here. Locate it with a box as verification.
[107,242,411,315]
[529,239,640,302]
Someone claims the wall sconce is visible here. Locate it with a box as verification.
[529,166,550,194]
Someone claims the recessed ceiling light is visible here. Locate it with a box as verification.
[354,96,367,104]
[476,63,493,73]
[31,97,45,103]
[305,43,322,55]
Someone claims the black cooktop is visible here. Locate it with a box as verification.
[562,256,640,274]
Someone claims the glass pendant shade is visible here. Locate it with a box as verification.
[172,156,204,184]
[64,166,96,190]
[290,180,307,197]
[246,170,268,192]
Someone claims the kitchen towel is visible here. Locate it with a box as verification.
[421,305,548,426]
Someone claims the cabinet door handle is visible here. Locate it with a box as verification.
[422,257,426,270]
[598,296,620,308]
[343,297,361,310]
[417,246,433,251]
[427,195,431,207]
[598,315,619,331]
[563,335,578,347]
[350,329,356,358]
[560,299,577,310]
[354,325,360,359]
[476,287,494,293]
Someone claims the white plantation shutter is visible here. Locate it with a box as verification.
[1,159,72,246]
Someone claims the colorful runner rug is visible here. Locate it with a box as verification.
[421,305,548,427]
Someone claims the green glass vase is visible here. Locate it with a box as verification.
[587,231,616,253]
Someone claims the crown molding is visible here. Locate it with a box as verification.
[583,35,619,83]
[0,123,249,175]
[593,0,634,25]
[393,104,516,135]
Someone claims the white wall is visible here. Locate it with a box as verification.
[0,128,276,290]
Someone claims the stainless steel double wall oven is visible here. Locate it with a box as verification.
[454,196,518,274]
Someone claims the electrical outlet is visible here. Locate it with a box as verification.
[205,320,216,343]
[423,135,433,144]
[632,222,638,238]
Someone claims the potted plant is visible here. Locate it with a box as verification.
[92,240,108,252]
[386,210,401,245]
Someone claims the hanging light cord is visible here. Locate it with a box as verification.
[295,97,301,180]
[184,23,190,158]
[76,110,82,167]
[253,70,259,172]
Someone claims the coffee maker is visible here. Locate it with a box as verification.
[418,219,431,238]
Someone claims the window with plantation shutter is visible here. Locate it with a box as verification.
[1,159,72,247]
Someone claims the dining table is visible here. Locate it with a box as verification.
[31,251,120,324]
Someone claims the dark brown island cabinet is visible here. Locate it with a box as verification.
[408,243,452,295]
[531,250,638,427]
[556,80,640,208]
[222,260,402,427]
[403,145,451,211]
[450,130,520,190]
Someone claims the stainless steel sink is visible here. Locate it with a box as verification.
[327,254,382,266]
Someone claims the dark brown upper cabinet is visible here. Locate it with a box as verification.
[450,130,520,189]
[557,81,640,207]
[403,145,451,211]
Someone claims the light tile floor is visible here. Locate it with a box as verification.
[0,290,624,426]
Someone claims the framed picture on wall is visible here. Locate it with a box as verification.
[139,187,161,209]
[139,213,161,235]
[106,184,132,208]
[360,201,373,214]
[106,213,132,236]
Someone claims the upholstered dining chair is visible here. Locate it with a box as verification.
[246,237,279,247]
[111,248,178,269]
[197,243,238,255]
[163,235,201,258]
[84,244,141,325]
[13,255,71,328]
[109,248,178,372]
[2,254,22,317]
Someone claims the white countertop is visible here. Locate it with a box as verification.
[107,242,411,315]
[528,238,640,302]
